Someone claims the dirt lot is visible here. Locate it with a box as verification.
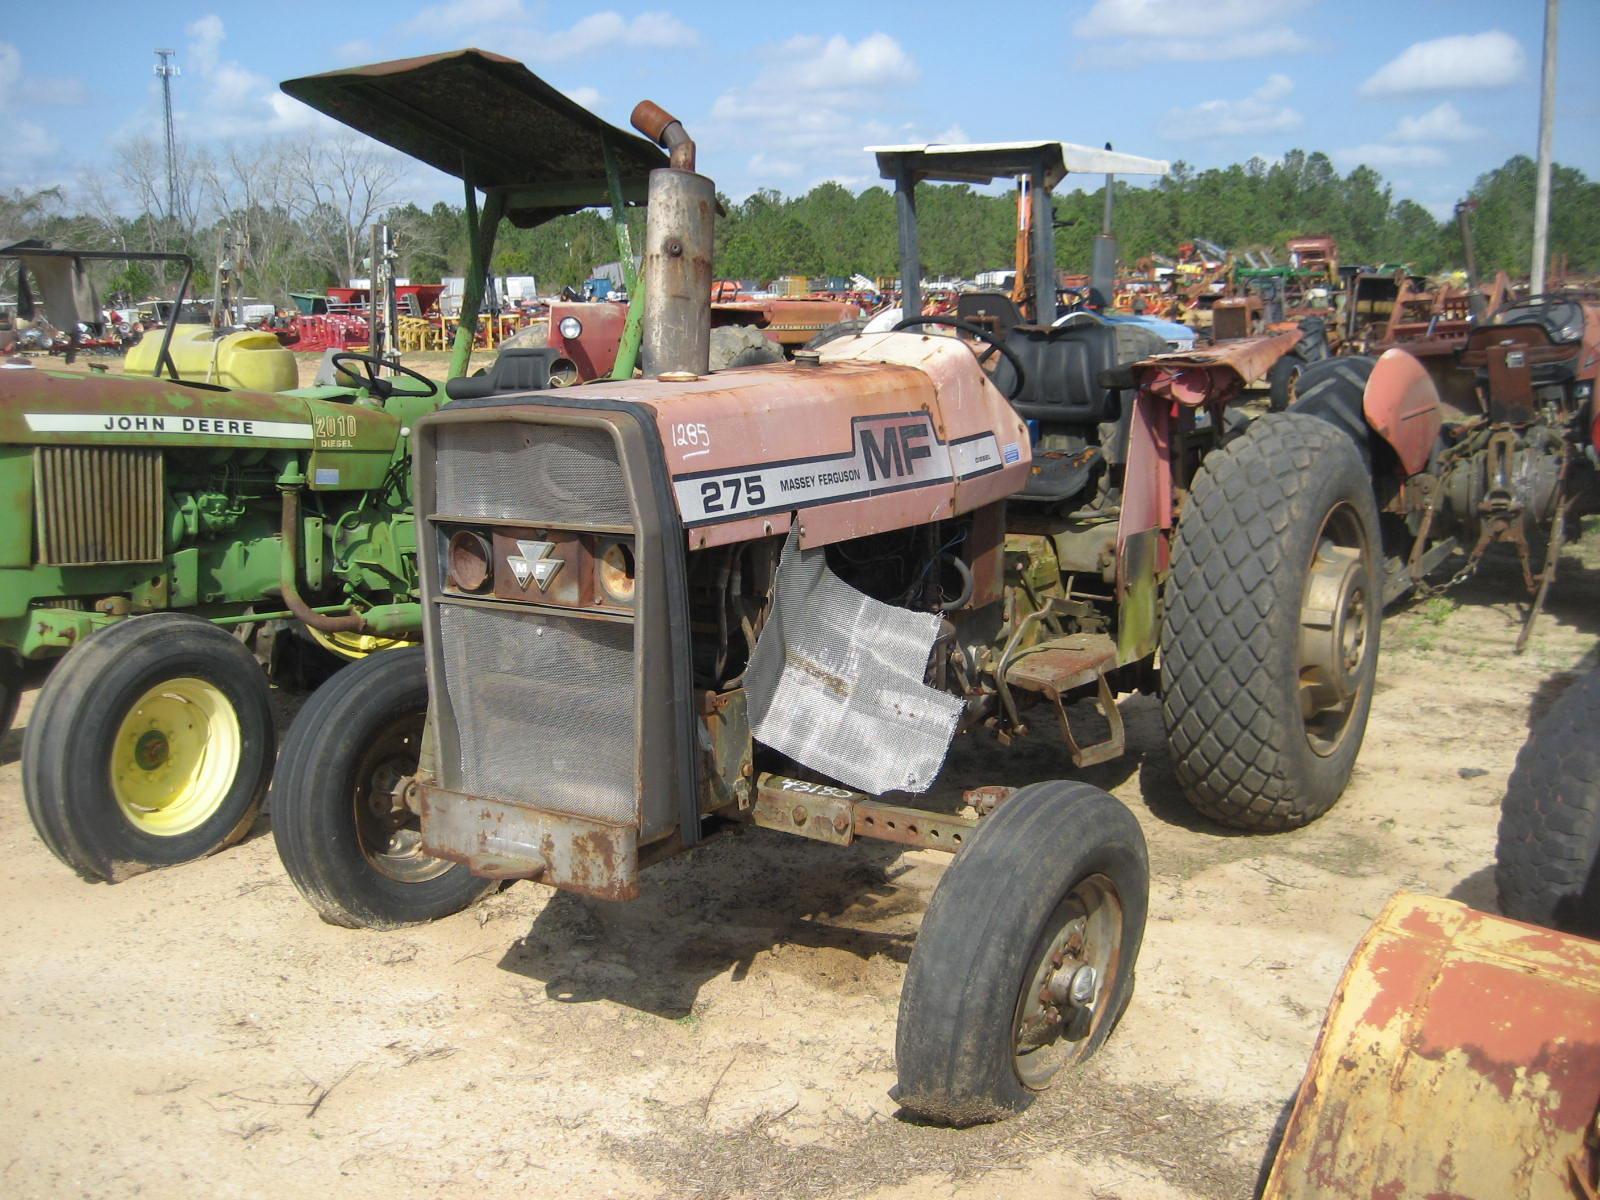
[4,354,1599,1196]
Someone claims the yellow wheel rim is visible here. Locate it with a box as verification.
[111,677,241,837]
[306,627,415,661]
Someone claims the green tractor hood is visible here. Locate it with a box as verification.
[0,369,401,490]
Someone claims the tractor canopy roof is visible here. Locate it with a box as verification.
[280,48,667,228]
[868,141,1169,192]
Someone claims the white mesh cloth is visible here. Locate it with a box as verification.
[744,529,962,794]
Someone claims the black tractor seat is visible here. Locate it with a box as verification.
[444,347,577,401]
[997,319,1167,426]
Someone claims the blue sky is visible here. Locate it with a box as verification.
[2,0,1596,221]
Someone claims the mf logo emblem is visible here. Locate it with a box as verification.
[508,540,562,591]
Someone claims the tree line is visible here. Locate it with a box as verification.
[3,145,1595,307]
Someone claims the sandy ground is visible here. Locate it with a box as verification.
[4,352,1599,1196]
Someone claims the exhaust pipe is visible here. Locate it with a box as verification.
[631,100,713,377]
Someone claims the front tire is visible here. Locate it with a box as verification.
[1267,353,1304,413]
[271,646,493,929]
[1497,667,1600,934]
[895,782,1148,1126]
[1162,412,1382,830]
[22,614,274,882]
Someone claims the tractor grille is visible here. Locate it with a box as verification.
[34,446,164,565]
[434,424,631,527]
[437,604,637,824]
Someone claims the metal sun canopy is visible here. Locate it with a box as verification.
[869,141,1171,325]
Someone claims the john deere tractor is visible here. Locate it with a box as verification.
[3,58,661,882]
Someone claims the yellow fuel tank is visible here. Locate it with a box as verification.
[124,324,298,393]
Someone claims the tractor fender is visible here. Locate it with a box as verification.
[1363,348,1443,476]
[1289,351,1442,478]
[1263,893,1600,1197]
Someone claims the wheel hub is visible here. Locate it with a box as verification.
[133,730,170,771]
[1300,543,1366,702]
[1012,875,1124,1091]
[352,714,453,885]
[1291,493,1377,760]
[111,677,242,836]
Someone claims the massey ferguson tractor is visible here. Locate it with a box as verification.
[269,61,1405,1125]
[3,57,660,885]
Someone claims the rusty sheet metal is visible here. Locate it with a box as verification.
[1135,329,1303,404]
[280,49,666,227]
[419,785,639,900]
[1263,892,1600,1200]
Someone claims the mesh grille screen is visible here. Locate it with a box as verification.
[438,603,636,823]
[434,423,631,527]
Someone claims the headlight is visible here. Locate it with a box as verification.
[446,529,492,593]
[558,316,583,340]
[596,539,636,606]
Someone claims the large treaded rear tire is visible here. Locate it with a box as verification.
[894,782,1148,1126]
[271,646,493,929]
[1497,667,1600,934]
[1161,412,1382,830]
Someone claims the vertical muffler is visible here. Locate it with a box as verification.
[630,100,713,377]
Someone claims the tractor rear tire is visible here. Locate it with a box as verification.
[708,325,785,371]
[1496,667,1600,935]
[22,614,274,882]
[271,646,493,930]
[1161,412,1382,831]
[1287,356,1377,464]
[1267,353,1305,413]
[895,782,1148,1126]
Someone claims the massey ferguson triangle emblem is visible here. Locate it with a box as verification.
[508,540,562,591]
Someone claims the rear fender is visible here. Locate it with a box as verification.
[1364,348,1443,476]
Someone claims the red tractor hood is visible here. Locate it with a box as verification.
[549,331,1032,549]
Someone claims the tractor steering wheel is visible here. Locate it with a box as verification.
[890,315,1026,401]
[330,352,439,401]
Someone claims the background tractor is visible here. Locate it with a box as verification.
[2,55,663,883]
[267,59,1410,1125]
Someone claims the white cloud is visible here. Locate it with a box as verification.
[0,43,21,108]
[1360,31,1524,97]
[1333,143,1447,169]
[484,10,698,61]
[1389,102,1483,144]
[185,14,225,76]
[403,0,524,34]
[705,32,923,197]
[543,11,697,58]
[1075,0,1310,62]
[1158,74,1302,139]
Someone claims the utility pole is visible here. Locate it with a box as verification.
[154,49,180,224]
[1530,0,1558,294]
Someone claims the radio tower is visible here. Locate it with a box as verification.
[154,49,180,222]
